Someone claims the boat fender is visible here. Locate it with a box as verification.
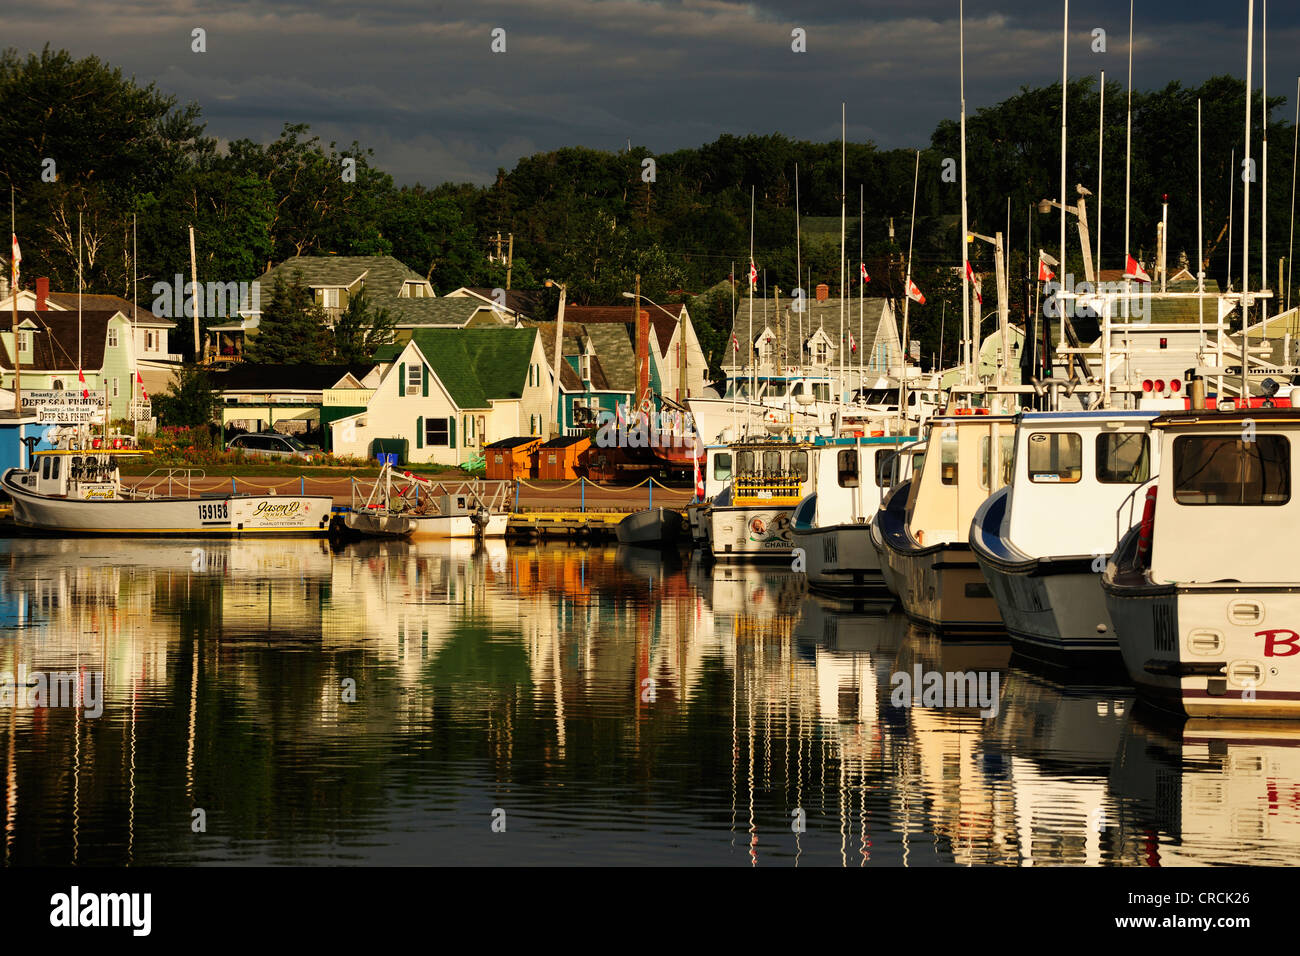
[1136,487,1158,563]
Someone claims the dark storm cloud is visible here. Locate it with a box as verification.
[2,0,1297,184]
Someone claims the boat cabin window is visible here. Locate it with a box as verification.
[837,449,859,488]
[762,450,782,474]
[1027,432,1082,483]
[1172,435,1290,506]
[41,456,51,480]
[790,450,808,482]
[1096,432,1151,483]
[875,450,894,487]
[713,453,732,482]
[814,383,830,402]
[940,432,959,485]
[50,456,60,480]
[735,451,755,476]
[981,435,1015,488]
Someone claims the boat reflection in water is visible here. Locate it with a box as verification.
[5,537,1300,865]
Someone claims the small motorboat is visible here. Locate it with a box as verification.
[616,507,684,547]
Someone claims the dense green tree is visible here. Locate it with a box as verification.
[243,271,330,364]
[332,289,396,364]
[154,363,219,427]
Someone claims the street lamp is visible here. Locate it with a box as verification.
[1038,195,1094,283]
[544,279,566,438]
[621,288,689,404]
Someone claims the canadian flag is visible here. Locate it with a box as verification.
[1124,254,1151,283]
[860,262,870,284]
[136,369,148,400]
[693,451,705,500]
[1037,249,1057,282]
[849,330,857,354]
[749,261,758,288]
[9,233,19,285]
[906,278,926,305]
[78,368,89,399]
[965,261,982,305]
[730,331,740,353]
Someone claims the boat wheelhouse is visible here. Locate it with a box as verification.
[789,435,916,595]
[875,413,1018,632]
[707,440,815,562]
[970,410,1160,668]
[1103,408,1300,717]
[688,373,838,444]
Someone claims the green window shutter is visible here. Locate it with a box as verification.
[399,362,406,397]
[416,416,423,448]
[422,364,429,397]
[449,416,456,448]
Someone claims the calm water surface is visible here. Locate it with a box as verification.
[0,536,1296,866]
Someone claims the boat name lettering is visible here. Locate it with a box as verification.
[253,501,301,518]
[198,501,230,522]
[1257,629,1300,657]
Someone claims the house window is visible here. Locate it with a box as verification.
[18,332,31,353]
[407,363,422,393]
[107,328,118,349]
[424,418,451,447]
[579,354,591,381]
[321,289,340,309]
[112,378,119,398]
[463,415,474,446]
[145,330,156,352]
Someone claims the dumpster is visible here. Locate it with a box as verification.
[371,437,409,465]
[536,435,590,480]
[484,437,542,481]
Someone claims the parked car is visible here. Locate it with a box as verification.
[226,432,321,461]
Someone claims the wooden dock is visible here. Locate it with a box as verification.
[508,509,685,539]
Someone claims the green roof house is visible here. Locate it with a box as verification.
[328,327,555,466]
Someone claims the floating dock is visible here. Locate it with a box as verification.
[508,509,685,539]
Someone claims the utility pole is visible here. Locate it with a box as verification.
[545,278,567,438]
[189,225,202,363]
[506,233,514,291]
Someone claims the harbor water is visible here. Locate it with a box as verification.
[1,537,1297,866]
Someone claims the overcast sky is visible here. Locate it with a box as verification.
[4,0,1298,186]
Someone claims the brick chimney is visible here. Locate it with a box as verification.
[35,277,48,311]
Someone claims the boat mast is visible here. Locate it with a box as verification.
[795,164,803,370]
[1261,0,1268,323]
[9,186,19,415]
[839,102,847,404]
[859,184,864,393]
[1124,0,1133,319]
[959,0,972,387]
[1242,0,1254,405]
[749,186,756,429]
[901,149,920,433]
[1058,0,1069,355]
[1097,70,1104,271]
[1290,76,1299,314]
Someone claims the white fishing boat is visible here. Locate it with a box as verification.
[789,435,916,595]
[1104,407,1300,717]
[872,441,927,598]
[2,440,333,536]
[707,440,814,562]
[874,412,1017,632]
[970,410,1160,668]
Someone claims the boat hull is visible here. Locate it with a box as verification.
[1105,581,1300,718]
[708,504,797,562]
[790,521,887,594]
[407,512,508,539]
[616,507,684,547]
[2,469,331,536]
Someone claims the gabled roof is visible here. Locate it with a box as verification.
[404,327,540,409]
[449,287,545,320]
[0,310,122,371]
[211,363,372,392]
[728,296,897,365]
[383,297,498,328]
[44,292,174,327]
[255,256,426,297]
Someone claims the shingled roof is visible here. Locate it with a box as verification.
[727,295,899,367]
[210,363,372,392]
[402,327,540,410]
[256,256,426,297]
[45,292,173,327]
[0,310,121,371]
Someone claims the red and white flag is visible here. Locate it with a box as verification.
[136,369,148,400]
[965,261,982,305]
[1124,254,1151,283]
[730,331,740,353]
[78,368,89,400]
[748,261,758,288]
[860,262,870,284]
[848,331,858,354]
[9,234,19,285]
[906,278,926,305]
[1037,249,1057,282]
[693,451,705,500]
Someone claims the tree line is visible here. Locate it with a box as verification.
[1,45,1293,375]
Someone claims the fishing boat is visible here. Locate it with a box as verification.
[707,439,814,562]
[872,440,927,598]
[2,436,333,536]
[615,507,684,547]
[789,435,915,595]
[970,410,1159,668]
[1103,407,1300,717]
[875,412,1017,632]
